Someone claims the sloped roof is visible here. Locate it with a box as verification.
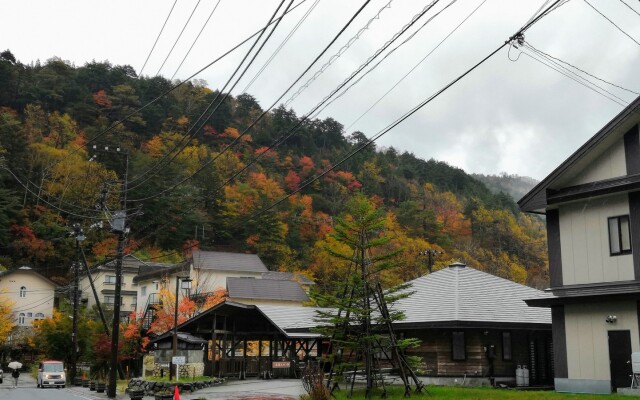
[519,95,640,213]
[257,304,326,330]
[392,263,551,327]
[261,271,315,285]
[192,250,268,273]
[0,267,59,288]
[227,277,310,302]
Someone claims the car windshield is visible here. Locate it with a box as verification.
[43,363,64,372]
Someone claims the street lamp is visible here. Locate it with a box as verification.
[171,275,192,380]
[418,249,444,273]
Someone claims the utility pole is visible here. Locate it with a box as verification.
[92,145,131,399]
[418,249,444,273]
[70,223,85,386]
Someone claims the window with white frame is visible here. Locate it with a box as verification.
[104,275,116,285]
[141,286,147,296]
[104,295,115,305]
[18,313,25,325]
[19,286,26,297]
[27,312,32,318]
[609,215,632,256]
[35,312,44,320]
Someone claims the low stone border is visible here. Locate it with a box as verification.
[126,377,226,397]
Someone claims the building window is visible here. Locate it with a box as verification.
[18,313,25,325]
[502,332,512,361]
[104,295,115,305]
[452,331,465,360]
[19,286,26,297]
[104,275,116,285]
[141,286,147,296]
[35,312,44,320]
[131,297,137,309]
[609,215,632,255]
[27,312,32,318]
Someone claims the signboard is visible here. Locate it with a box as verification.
[172,356,186,365]
[272,361,290,369]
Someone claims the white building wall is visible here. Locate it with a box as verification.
[568,139,626,186]
[79,269,139,314]
[559,194,634,285]
[0,271,55,326]
[565,301,639,381]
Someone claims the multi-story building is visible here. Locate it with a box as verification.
[79,254,172,319]
[520,96,640,393]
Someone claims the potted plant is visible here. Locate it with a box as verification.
[154,388,174,400]
[128,384,145,400]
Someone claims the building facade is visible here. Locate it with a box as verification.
[520,96,640,393]
[0,267,57,327]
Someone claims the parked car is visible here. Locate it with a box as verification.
[37,360,66,388]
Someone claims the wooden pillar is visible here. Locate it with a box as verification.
[211,313,217,377]
[242,337,248,380]
[258,338,262,378]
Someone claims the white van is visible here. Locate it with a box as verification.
[37,360,66,388]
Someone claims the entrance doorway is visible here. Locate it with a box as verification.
[608,330,632,391]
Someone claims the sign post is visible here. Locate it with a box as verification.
[172,356,186,381]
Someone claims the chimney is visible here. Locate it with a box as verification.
[448,261,467,269]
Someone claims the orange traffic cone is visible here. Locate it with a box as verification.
[174,384,180,400]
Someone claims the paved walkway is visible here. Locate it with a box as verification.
[63,378,305,400]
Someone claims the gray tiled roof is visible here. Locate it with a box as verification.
[227,277,310,302]
[393,263,551,326]
[261,271,315,285]
[192,250,268,273]
[257,304,326,330]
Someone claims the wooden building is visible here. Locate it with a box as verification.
[394,262,553,386]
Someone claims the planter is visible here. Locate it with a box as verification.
[128,389,145,400]
[96,382,106,393]
[154,394,174,400]
[82,379,89,388]
[89,380,96,391]
[74,377,83,386]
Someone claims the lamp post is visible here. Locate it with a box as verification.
[170,276,192,380]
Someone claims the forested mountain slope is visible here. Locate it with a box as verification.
[472,173,539,203]
[0,51,549,290]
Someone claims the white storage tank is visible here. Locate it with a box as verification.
[516,365,524,387]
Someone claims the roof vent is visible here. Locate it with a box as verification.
[448,261,466,269]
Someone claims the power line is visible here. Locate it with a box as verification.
[139,0,179,76]
[282,0,395,108]
[241,0,322,94]
[171,0,223,80]
[240,0,564,223]
[345,0,488,132]
[41,0,309,176]
[126,0,290,191]
[619,0,640,16]
[156,0,203,77]
[128,0,375,201]
[524,41,639,95]
[583,0,640,46]
[1,164,109,220]
[521,47,629,107]
[216,0,446,190]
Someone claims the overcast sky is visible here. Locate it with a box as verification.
[2,0,639,180]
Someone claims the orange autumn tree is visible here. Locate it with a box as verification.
[122,312,150,361]
[148,288,197,335]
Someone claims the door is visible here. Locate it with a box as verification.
[608,330,632,391]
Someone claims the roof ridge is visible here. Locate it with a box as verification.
[454,267,459,320]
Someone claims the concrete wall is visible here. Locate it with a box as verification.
[559,194,633,285]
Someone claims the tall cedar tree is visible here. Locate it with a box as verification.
[313,194,421,398]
